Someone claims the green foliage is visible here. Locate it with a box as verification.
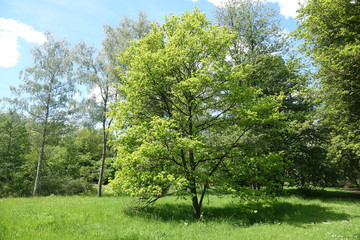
[74,11,151,129]
[34,128,115,195]
[59,128,115,184]
[297,0,360,186]
[285,125,337,187]
[74,12,151,196]
[0,122,115,197]
[0,111,32,197]
[2,0,357,226]
[11,32,76,124]
[38,176,91,196]
[8,32,77,196]
[61,129,103,182]
[215,0,287,64]
[110,8,285,217]
[216,0,327,188]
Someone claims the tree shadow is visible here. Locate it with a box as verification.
[123,200,351,227]
[124,202,196,223]
[283,188,360,203]
[271,202,350,227]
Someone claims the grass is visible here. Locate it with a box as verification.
[0,188,359,240]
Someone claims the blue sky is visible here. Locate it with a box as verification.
[0,0,302,100]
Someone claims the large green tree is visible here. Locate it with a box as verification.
[215,0,324,187]
[297,0,360,186]
[10,33,76,196]
[110,8,283,218]
[74,12,151,197]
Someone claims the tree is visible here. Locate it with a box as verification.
[110,8,283,218]
[74,12,151,197]
[0,110,31,197]
[215,0,287,65]
[297,0,360,186]
[60,128,114,184]
[34,128,111,195]
[215,0,324,188]
[10,33,76,196]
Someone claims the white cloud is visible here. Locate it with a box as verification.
[205,0,225,7]
[267,0,306,19]
[0,32,19,67]
[87,85,117,105]
[202,0,306,19]
[87,86,103,104]
[0,18,46,67]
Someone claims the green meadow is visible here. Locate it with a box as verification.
[1,188,359,240]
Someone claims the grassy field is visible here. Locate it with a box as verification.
[0,188,359,240]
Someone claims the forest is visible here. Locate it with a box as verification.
[0,0,359,221]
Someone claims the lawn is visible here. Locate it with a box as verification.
[0,188,359,240]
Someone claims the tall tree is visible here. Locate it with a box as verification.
[297,0,360,185]
[10,33,76,196]
[74,11,151,197]
[215,0,287,65]
[215,0,320,188]
[110,8,283,218]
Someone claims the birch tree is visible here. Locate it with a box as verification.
[10,33,76,196]
[215,0,287,65]
[74,11,151,197]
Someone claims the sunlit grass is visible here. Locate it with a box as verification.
[0,188,359,239]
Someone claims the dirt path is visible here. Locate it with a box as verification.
[344,188,360,195]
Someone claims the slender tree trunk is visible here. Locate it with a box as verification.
[33,106,49,196]
[97,117,107,197]
[191,182,209,219]
[191,186,201,219]
[187,103,202,218]
[189,148,202,218]
[199,181,208,209]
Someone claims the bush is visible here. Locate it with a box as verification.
[39,176,91,196]
[0,176,33,198]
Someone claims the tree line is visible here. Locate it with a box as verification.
[0,0,359,219]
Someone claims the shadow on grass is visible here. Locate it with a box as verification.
[283,188,360,203]
[124,200,350,227]
[272,202,350,226]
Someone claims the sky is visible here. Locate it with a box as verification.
[0,0,303,101]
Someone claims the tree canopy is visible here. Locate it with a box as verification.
[74,11,151,197]
[297,0,360,186]
[10,33,76,196]
[109,8,284,218]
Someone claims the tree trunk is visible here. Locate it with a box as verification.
[189,148,201,218]
[33,89,51,197]
[190,184,201,219]
[187,101,202,218]
[97,118,107,197]
[33,111,49,196]
[193,181,209,219]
